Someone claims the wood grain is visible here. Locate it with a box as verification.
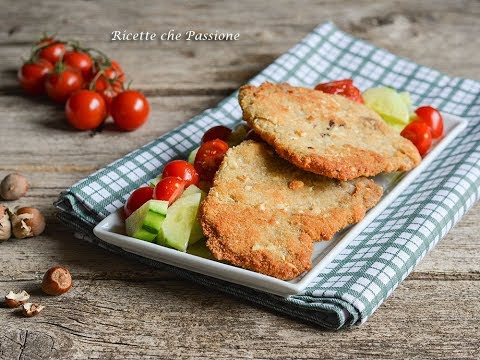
[0,0,479,359]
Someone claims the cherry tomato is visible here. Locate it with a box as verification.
[17,59,53,95]
[194,139,229,181]
[124,186,154,218]
[45,69,83,103]
[111,90,150,131]
[400,120,432,157]
[153,176,186,205]
[414,106,444,139]
[202,125,232,143]
[38,39,65,65]
[162,160,199,188]
[92,60,125,91]
[98,87,119,115]
[315,79,364,103]
[65,90,107,130]
[63,51,93,78]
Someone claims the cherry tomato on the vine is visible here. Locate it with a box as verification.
[63,51,93,78]
[414,106,444,139]
[124,186,154,218]
[315,79,364,104]
[153,177,186,205]
[194,139,229,181]
[162,160,199,188]
[45,68,83,103]
[111,90,150,131]
[92,60,125,91]
[65,90,107,130]
[201,125,232,143]
[17,59,53,95]
[37,38,65,65]
[400,120,432,157]
[98,87,120,115]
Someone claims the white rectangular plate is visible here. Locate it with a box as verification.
[94,113,468,297]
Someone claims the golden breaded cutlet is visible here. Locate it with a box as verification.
[239,82,421,181]
[201,141,383,280]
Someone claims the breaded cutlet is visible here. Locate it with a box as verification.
[201,141,383,280]
[239,82,421,181]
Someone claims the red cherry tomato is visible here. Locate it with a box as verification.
[194,139,229,181]
[63,51,93,78]
[401,120,432,157]
[92,60,125,91]
[38,39,65,65]
[162,160,199,188]
[124,186,154,218]
[202,125,232,143]
[315,79,364,104]
[98,87,119,115]
[414,106,444,139]
[65,90,107,130]
[153,176,186,205]
[45,68,83,103]
[17,59,53,95]
[111,90,150,131]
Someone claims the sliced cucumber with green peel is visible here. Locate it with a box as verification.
[187,147,199,164]
[125,200,168,242]
[159,192,203,252]
[362,87,410,130]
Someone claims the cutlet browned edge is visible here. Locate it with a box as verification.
[200,142,384,280]
[238,83,421,181]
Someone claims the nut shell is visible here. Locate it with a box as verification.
[0,173,29,200]
[11,207,46,239]
[42,266,72,295]
[5,290,30,308]
[0,205,11,241]
[22,302,45,317]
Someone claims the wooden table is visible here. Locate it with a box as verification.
[1,1,479,358]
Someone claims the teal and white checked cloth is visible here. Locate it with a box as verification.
[55,22,480,329]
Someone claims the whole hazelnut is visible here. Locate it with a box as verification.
[11,207,46,239]
[0,173,29,200]
[42,266,72,296]
[0,205,11,241]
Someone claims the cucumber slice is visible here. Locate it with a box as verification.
[125,200,168,242]
[187,239,214,259]
[362,87,410,129]
[180,185,206,245]
[181,184,203,197]
[160,193,203,252]
[187,147,199,164]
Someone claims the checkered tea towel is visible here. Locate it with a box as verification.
[55,22,480,329]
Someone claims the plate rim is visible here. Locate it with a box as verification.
[93,113,469,297]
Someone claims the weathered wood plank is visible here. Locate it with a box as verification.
[0,95,222,170]
[1,279,479,359]
[1,0,479,94]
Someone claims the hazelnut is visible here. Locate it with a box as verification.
[4,290,30,308]
[11,207,46,239]
[0,205,11,241]
[0,173,29,200]
[22,303,45,317]
[42,266,72,295]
